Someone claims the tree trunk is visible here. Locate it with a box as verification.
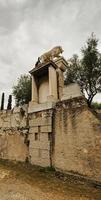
[87,95,94,108]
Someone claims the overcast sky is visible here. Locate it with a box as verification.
[0,0,101,105]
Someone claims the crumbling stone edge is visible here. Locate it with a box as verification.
[55,169,101,188]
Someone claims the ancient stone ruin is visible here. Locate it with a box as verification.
[0,48,101,183]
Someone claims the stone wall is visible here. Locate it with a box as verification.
[53,97,101,182]
[0,97,101,183]
[0,104,53,167]
[0,106,29,162]
[28,109,53,167]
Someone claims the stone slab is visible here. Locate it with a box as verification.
[40,125,52,133]
[29,116,52,127]
[28,101,56,113]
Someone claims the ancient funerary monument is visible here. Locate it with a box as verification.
[0,46,101,183]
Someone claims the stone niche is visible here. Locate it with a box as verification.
[38,75,49,103]
[28,57,67,113]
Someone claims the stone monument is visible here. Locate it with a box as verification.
[27,47,83,167]
[0,47,100,183]
[28,46,67,113]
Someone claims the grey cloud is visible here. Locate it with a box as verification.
[0,0,39,34]
[0,0,101,103]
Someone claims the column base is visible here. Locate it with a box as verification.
[47,95,57,102]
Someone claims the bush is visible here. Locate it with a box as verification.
[91,102,101,109]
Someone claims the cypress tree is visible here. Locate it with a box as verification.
[7,95,12,110]
[1,92,5,110]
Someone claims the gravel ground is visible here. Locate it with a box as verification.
[0,161,100,200]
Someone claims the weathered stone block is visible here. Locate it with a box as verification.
[29,127,38,133]
[29,148,50,167]
[29,116,52,126]
[40,125,52,133]
[29,135,50,150]
[41,149,50,159]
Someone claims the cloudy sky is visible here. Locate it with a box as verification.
[0,0,101,105]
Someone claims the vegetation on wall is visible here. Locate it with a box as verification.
[12,75,31,106]
[65,33,101,107]
[91,102,101,110]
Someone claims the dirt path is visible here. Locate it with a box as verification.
[0,161,100,200]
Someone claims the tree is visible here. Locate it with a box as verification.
[1,92,5,110]
[13,75,31,106]
[7,95,12,110]
[64,54,80,85]
[81,33,101,106]
[65,33,101,107]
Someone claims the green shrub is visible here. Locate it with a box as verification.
[91,102,101,109]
